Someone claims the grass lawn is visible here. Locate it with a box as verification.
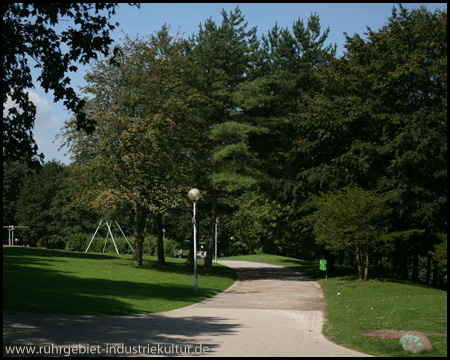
[3,247,235,316]
[222,254,447,357]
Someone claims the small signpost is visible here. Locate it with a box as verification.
[319,259,327,280]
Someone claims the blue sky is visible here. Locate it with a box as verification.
[22,3,446,164]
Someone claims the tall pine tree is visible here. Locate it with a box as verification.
[185,7,261,271]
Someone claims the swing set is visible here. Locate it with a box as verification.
[85,219,133,255]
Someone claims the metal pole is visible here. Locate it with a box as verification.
[215,217,219,263]
[86,220,103,253]
[106,220,120,255]
[102,230,109,253]
[193,200,198,292]
[115,220,133,251]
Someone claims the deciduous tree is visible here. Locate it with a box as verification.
[3,3,139,165]
[308,187,396,280]
[62,28,203,265]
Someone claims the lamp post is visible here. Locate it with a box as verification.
[215,217,219,263]
[188,188,201,292]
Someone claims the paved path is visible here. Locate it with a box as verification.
[3,261,371,357]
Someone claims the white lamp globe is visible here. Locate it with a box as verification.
[188,188,201,202]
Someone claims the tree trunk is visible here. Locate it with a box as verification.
[186,209,197,266]
[402,249,409,279]
[186,227,194,265]
[432,259,439,286]
[204,187,218,273]
[132,206,149,266]
[355,240,363,280]
[156,212,165,265]
[411,250,419,281]
[338,250,345,265]
[426,254,432,284]
[324,250,335,273]
[349,252,355,267]
[364,249,369,281]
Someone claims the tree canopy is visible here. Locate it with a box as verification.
[61,27,203,265]
[3,3,139,165]
[5,5,447,282]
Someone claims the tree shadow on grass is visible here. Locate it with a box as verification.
[3,248,233,316]
[3,247,120,262]
[3,249,240,356]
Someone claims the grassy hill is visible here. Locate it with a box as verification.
[3,247,235,315]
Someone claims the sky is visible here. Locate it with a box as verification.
[19,3,446,165]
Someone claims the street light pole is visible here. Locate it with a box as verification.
[215,217,219,263]
[188,188,201,292]
[193,200,198,292]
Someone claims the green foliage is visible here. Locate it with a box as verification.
[66,233,132,254]
[229,191,291,254]
[3,159,28,226]
[258,13,336,114]
[290,5,447,277]
[3,3,139,165]
[184,6,263,271]
[143,235,180,258]
[307,187,397,280]
[67,231,182,258]
[186,6,262,191]
[61,26,204,265]
[15,161,71,248]
[430,225,447,273]
[5,5,446,286]
[64,27,201,217]
[301,5,447,233]
[65,233,91,252]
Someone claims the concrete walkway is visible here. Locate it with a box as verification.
[3,260,371,357]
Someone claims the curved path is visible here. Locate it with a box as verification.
[3,261,371,357]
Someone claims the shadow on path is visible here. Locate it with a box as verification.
[3,311,240,356]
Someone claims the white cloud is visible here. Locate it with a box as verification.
[31,90,72,163]
[3,89,62,129]
[28,90,62,129]
[4,89,71,164]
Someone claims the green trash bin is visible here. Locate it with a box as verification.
[319,259,327,279]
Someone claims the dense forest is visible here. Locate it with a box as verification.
[3,5,447,283]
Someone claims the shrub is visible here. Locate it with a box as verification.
[143,235,181,257]
[66,233,91,252]
[66,233,132,254]
[67,232,180,257]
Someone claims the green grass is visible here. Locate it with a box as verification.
[3,249,447,356]
[3,247,235,315]
[222,254,447,357]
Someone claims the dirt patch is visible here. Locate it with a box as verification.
[363,329,447,339]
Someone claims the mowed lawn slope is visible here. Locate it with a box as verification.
[3,247,235,315]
